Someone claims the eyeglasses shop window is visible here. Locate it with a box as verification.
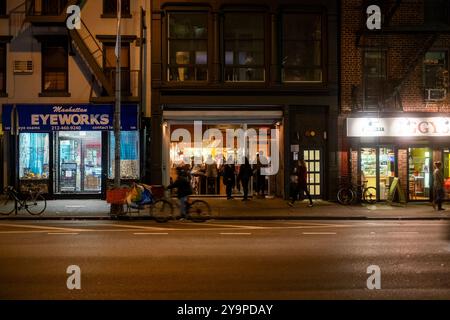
[167,12,208,82]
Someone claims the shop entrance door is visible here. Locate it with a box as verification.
[55,131,102,193]
[408,147,431,201]
[303,149,322,198]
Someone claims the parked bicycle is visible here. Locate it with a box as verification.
[147,187,211,222]
[337,180,377,205]
[0,186,47,215]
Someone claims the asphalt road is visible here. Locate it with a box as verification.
[0,219,449,300]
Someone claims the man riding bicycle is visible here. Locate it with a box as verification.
[167,167,193,220]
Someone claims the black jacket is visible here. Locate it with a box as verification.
[168,176,193,198]
[223,164,236,186]
[238,163,253,181]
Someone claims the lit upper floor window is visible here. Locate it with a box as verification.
[224,13,265,82]
[167,12,208,82]
[282,13,322,83]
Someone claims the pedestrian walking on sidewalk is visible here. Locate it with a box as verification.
[238,157,253,201]
[223,156,236,200]
[289,159,313,207]
[433,161,445,211]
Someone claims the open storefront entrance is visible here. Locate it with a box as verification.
[162,109,283,197]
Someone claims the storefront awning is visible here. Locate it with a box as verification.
[163,110,283,124]
[1,104,139,132]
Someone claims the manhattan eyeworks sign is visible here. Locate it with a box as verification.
[2,104,138,132]
[347,117,450,137]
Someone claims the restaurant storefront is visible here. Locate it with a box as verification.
[161,109,283,197]
[346,115,450,202]
[1,103,139,198]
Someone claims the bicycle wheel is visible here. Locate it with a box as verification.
[0,193,15,215]
[150,199,174,222]
[25,193,47,215]
[363,187,377,204]
[188,200,211,222]
[337,187,354,205]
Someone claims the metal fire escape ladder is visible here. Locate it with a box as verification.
[384,32,438,104]
[8,1,28,39]
[68,19,115,97]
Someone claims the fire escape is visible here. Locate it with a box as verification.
[353,0,450,112]
[9,0,141,102]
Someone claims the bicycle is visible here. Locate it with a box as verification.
[0,186,47,215]
[156,188,212,222]
[337,180,377,205]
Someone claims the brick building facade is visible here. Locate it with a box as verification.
[340,0,450,202]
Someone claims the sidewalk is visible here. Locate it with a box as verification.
[1,197,449,220]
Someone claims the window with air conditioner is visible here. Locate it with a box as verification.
[424,51,448,101]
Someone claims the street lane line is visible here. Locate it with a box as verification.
[195,222,266,229]
[388,231,419,234]
[0,223,86,232]
[220,232,252,235]
[47,232,79,235]
[103,223,177,231]
[133,232,169,235]
[302,232,337,235]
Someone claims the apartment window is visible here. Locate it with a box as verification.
[104,43,131,95]
[0,43,5,95]
[224,13,264,82]
[0,0,6,15]
[282,13,322,83]
[103,0,130,16]
[167,12,208,82]
[423,51,448,101]
[363,50,386,109]
[425,0,449,25]
[41,40,68,94]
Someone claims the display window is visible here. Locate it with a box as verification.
[19,133,50,180]
[109,131,140,179]
[360,147,377,190]
[444,149,450,200]
[169,123,278,196]
[408,147,431,201]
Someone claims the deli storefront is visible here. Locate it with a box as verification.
[1,104,139,198]
[346,115,450,202]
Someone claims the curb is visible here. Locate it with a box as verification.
[1,216,449,221]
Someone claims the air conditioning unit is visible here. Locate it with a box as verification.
[13,60,33,74]
[425,88,446,101]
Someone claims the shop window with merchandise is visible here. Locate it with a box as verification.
[19,133,50,193]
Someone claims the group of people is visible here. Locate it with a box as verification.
[172,152,270,201]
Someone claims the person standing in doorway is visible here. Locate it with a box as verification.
[238,157,253,201]
[289,159,313,207]
[433,161,445,211]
